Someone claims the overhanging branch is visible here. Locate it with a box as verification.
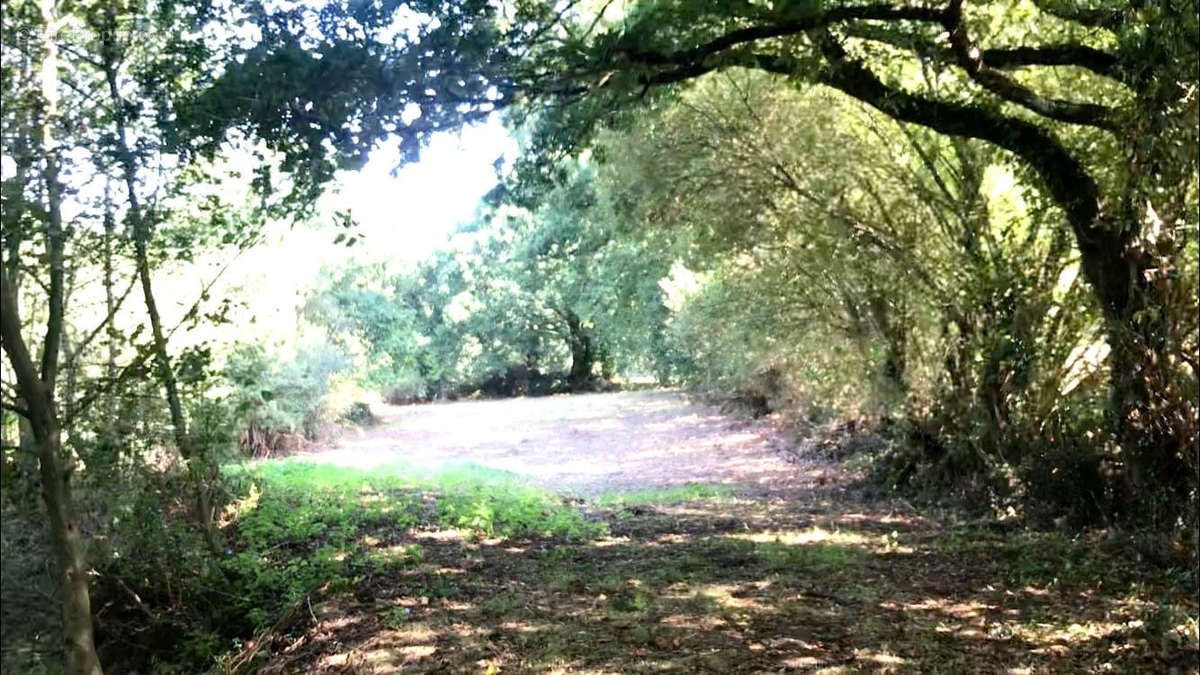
[621,3,944,66]
[773,36,1104,237]
[941,0,1118,130]
[840,23,1126,85]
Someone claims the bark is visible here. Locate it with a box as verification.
[0,296,103,675]
[0,3,108,671]
[1100,243,1196,520]
[564,309,595,391]
[866,293,907,393]
[102,181,118,431]
[580,1,1195,516]
[808,35,1197,518]
[1,83,104,675]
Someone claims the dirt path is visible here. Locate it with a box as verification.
[308,390,829,497]
[260,391,1195,674]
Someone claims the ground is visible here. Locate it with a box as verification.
[243,390,1197,674]
[308,390,827,496]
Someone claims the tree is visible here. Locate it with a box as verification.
[599,72,1114,512]
[203,2,1197,522]
[532,0,1199,521]
[0,1,104,670]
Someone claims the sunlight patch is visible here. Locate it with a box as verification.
[729,526,871,547]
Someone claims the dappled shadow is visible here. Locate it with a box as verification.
[254,496,1197,673]
[237,392,1196,672]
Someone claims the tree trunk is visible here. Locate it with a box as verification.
[102,180,118,428]
[564,310,595,391]
[34,408,104,675]
[98,7,217,550]
[4,3,107,670]
[1090,234,1197,523]
[2,283,104,675]
[867,293,907,394]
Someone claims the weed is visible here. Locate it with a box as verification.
[205,459,602,663]
[481,592,523,617]
[382,606,411,629]
[758,541,859,573]
[592,572,627,595]
[368,543,424,570]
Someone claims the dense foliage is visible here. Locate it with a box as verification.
[1,0,1196,673]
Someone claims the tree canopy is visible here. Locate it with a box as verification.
[1,1,1196,673]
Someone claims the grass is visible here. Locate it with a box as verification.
[223,459,603,543]
[198,459,607,667]
[591,482,733,507]
[181,459,1199,673]
[242,491,1197,674]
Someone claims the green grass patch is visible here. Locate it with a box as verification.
[932,529,1128,589]
[758,541,861,573]
[207,459,604,652]
[224,459,604,542]
[592,483,733,507]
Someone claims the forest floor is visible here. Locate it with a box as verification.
[243,390,1197,674]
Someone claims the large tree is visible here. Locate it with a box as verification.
[187,0,1197,515]
[534,0,1198,519]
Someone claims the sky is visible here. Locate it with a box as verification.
[0,112,519,351]
[194,116,518,348]
[318,116,517,263]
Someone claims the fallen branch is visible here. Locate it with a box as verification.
[222,584,327,675]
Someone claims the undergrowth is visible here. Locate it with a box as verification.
[109,460,605,672]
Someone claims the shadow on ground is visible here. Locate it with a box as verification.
[255,492,1198,674]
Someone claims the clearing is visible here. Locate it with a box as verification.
[307,390,823,496]
[237,391,1197,674]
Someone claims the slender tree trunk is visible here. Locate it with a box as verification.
[103,178,119,393]
[866,293,907,394]
[0,5,105,666]
[98,8,217,549]
[1,299,103,675]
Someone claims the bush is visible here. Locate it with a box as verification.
[223,342,354,456]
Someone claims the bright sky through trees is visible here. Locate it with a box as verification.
[322,117,515,262]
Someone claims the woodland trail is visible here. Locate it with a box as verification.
[259,391,1194,673]
[304,389,838,498]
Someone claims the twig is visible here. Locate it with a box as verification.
[306,594,318,625]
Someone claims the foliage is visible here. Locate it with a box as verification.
[303,169,674,399]
[592,483,733,507]
[222,342,358,455]
[2,0,1198,672]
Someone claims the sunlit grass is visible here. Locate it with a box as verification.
[223,458,602,541]
[203,460,1196,674]
[591,482,733,506]
[210,458,606,642]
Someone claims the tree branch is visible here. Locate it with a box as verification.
[0,273,48,429]
[63,273,138,374]
[840,23,1126,84]
[940,0,1118,130]
[763,37,1104,239]
[621,3,944,66]
[1,400,32,419]
[940,1,1118,128]
[1031,0,1128,30]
